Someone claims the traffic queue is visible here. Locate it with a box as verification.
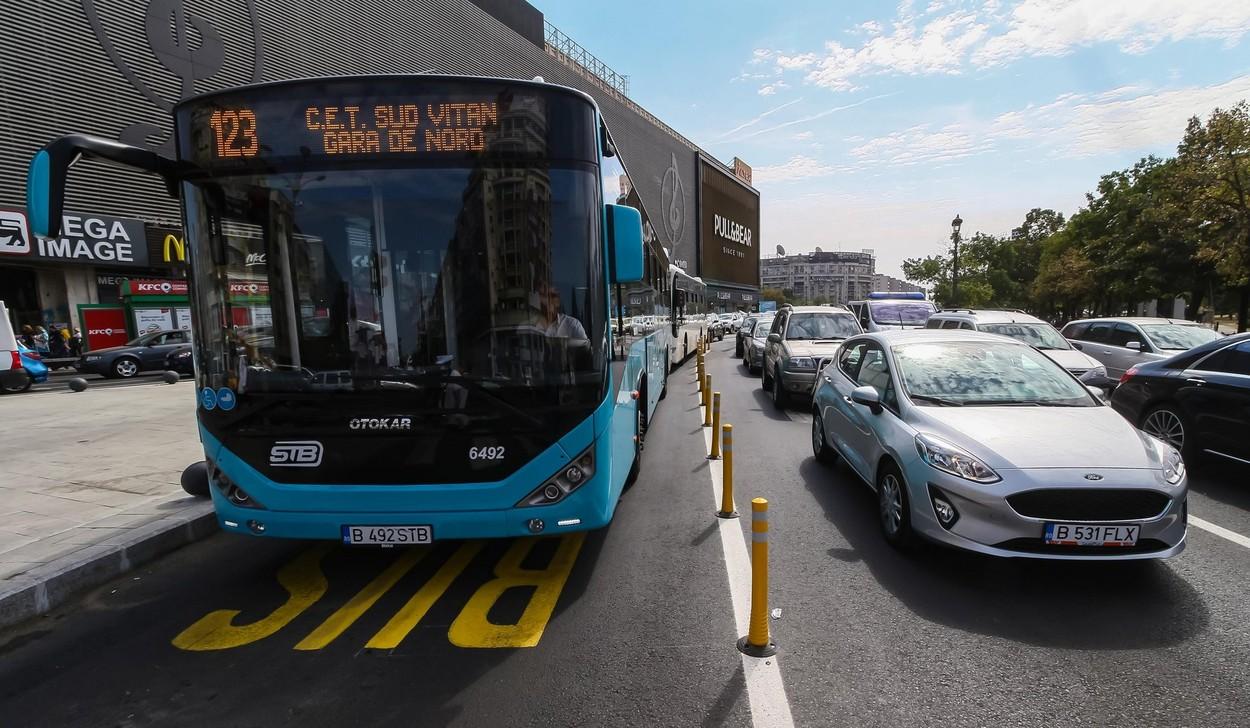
[725,293,1249,561]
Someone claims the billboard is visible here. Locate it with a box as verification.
[698,159,760,288]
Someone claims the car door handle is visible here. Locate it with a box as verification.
[824,376,833,383]
[1186,377,1206,386]
[842,395,852,403]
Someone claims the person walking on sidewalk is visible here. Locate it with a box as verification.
[68,328,83,358]
[32,326,49,355]
[48,326,69,358]
[19,325,35,348]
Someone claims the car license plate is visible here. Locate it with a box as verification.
[341,525,433,546]
[1044,523,1139,547]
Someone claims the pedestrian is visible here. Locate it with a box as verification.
[19,325,35,348]
[69,328,83,358]
[32,326,49,355]
[48,325,68,358]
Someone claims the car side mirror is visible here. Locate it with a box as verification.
[850,385,883,414]
[1085,385,1107,401]
[1125,341,1142,351]
[767,333,781,344]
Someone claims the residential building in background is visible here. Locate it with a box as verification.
[871,273,925,295]
[761,250,875,305]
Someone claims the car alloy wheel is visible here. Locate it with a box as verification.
[114,358,139,378]
[1142,408,1184,450]
[877,463,913,548]
[772,367,786,408]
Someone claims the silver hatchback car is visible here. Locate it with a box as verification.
[810,330,1188,560]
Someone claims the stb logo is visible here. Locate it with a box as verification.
[82,0,266,154]
[270,441,323,468]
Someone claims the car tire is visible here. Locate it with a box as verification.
[761,363,772,391]
[112,357,140,378]
[1,371,33,394]
[811,410,836,464]
[877,461,914,549]
[771,366,788,408]
[1141,404,1197,463]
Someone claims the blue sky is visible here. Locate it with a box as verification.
[534,0,1250,277]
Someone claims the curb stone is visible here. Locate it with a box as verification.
[0,503,218,631]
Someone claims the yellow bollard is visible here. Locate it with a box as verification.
[703,375,713,426]
[709,392,722,459]
[738,498,777,657]
[717,424,737,519]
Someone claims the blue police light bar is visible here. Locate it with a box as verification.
[867,291,926,300]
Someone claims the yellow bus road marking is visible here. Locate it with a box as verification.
[295,546,431,651]
[365,541,484,650]
[172,544,333,651]
[449,533,585,649]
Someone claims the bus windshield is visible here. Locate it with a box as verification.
[184,164,605,408]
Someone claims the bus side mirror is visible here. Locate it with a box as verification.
[28,134,180,238]
[606,204,643,283]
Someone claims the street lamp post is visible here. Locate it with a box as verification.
[950,214,963,308]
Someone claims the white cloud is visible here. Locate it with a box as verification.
[758,80,789,95]
[755,1,1250,91]
[792,131,815,140]
[752,156,841,183]
[851,123,988,166]
[973,0,1250,67]
[728,92,898,141]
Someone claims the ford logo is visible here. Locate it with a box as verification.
[1084,473,1103,481]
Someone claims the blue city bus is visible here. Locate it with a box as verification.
[27,75,685,544]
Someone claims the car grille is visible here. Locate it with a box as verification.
[1006,489,1171,521]
[1067,368,1088,377]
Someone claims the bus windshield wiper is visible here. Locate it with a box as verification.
[908,394,963,407]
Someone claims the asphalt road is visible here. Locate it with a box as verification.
[2,341,1248,727]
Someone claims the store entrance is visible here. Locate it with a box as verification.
[0,266,40,332]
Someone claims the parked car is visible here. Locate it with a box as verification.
[165,344,195,377]
[736,315,763,357]
[741,315,775,374]
[1110,332,1250,466]
[848,293,936,332]
[1061,317,1222,380]
[925,309,1111,387]
[1,343,50,393]
[706,315,726,342]
[77,329,192,378]
[762,305,862,406]
[811,330,1187,559]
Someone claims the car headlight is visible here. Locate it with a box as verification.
[788,356,816,370]
[1162,446,1185,485]
[914,433,1001,484]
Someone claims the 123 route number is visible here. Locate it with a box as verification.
[469,446,506,461]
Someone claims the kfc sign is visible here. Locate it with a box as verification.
[130,279,189,296]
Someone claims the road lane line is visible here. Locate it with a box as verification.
[295,546,430,650]
[701,426,796,728]
[1191,516,1250,550]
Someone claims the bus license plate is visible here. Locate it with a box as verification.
[342,525,433,546]
[1044,523,1139,547]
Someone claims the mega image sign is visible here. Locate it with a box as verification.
[0,209,148,267]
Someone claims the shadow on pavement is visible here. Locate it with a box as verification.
[1187,459,1250,514]
[751,388,793,422]
[798,458,1209,650]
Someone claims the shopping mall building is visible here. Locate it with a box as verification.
[0,0,760,350]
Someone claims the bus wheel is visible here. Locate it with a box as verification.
[658,366,669,400]
[625,396,644,488]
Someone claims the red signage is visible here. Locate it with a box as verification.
[82,307,130,350]
[130,278,189,296]
[228,280,270,297]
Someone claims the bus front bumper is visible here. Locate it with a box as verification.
[208,478,613,541]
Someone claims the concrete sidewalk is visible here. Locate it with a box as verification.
[0,379,217,628]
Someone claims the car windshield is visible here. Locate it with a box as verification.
[753,319,775,339]
[893,340,1095,406]
[979,322,1070,350]
[869,301,934,325]
[1140,324,1220,351]
[786,313,859,340]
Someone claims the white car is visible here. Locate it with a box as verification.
[925,309,1109,386]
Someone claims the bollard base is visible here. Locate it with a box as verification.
[707,454,722,460]
[716,510,739,519]
[737,636,778,658]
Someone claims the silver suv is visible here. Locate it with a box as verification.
[762,305,862,407]
[1060,317,1221,379]
[925,309,1109,386]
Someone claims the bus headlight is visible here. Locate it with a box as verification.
[518,446,596,507]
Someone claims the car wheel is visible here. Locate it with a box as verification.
[877,462,914,549]
[1,371,33,394]
[761,363,771,391]
[771,367,787,408]
[112,357,140,378]
[811,410,836,464]
[1141,404,1196,462]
